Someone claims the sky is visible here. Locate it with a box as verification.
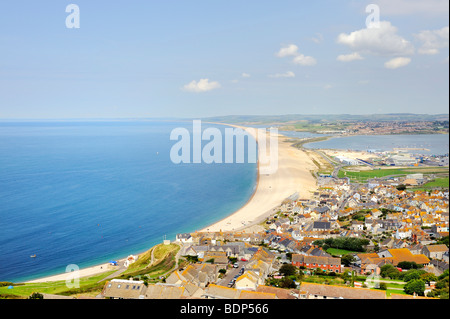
[0,0,448,119]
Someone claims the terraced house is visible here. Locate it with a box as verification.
[291,255,342,273]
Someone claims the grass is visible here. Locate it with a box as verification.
[413,177,450,191]
[120,243,180,280]
[386,288,407,297]
[0,271,115,299]
[326,248,360,256]
[338,167,449,183]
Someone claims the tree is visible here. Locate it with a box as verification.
[379,282,387,290]
[342,254,356,267]
[279,264,297,277]
[380,264,401,279]
[280,276,296,289]
[420,273,438,283]
[29,292,44,299]
[404,279,425,296]
[403,270,427,282]
[397,261,421,270]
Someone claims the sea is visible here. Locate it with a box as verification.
[0,121,257,282]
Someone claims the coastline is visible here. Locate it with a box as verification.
[199,126,317,233]
[24,123,318,284]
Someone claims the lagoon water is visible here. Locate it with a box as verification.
[304,134,449,156]
[0,121,257,282]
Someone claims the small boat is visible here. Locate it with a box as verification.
[30,255,36,258]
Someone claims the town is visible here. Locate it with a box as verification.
[98,169,449,300]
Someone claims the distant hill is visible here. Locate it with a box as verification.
[202,114,449,124]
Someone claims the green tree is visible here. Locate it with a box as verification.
[420,273,438,283]
[341,254,356,267]
[397,261,420,270]
[403,270,427,282]
[380,264,401,279]
[280,276,296,289]
[404,279,426,296]
[29,292,44,299]
[279,264,297,277]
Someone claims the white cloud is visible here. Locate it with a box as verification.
[337,21,415,56]
[369,0,449,16]
[384,57,411,69]
[337,52,365,62]
[182,79,221,93]
[276,44,317,66]
[415,26,449,55]
[269,71,296,78]
[241,73,251,78]
[293,54,317,66]
[276,44,299,58]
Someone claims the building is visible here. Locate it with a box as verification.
[235,271,260,290]
[299,282,386,299]
[377,248,430,266]
[335,156,360,166]
[312,221,331,231]
[176,233,193,243]
[387,155,417,166]
[102,279,146,299]
[422,245,449,260]
[291,255,342,273]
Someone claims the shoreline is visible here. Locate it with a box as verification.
[199,125,317,233]
[24,123,318,284]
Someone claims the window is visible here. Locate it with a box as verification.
[117,284,121,289]
[125,285,129,289]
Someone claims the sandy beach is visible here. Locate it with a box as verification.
[25,262,120,284]
[200,127,317,233]
[25,124,318,283]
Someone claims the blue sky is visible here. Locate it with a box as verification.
[0,0,448,119]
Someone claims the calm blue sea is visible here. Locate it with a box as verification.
[0,121,257,282]
[304,134,449,156]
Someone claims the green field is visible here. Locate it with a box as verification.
[413,177,450,191]
[338,167,449,183]
[326,248,360,256]
[0,271,115,299]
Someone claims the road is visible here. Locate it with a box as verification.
[216,261,248,287]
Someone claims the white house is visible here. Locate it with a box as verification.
[395,228,412,240]
[176,233,193,244]
[124,255,138,268]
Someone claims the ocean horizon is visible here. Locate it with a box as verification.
[0,121,257,283]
